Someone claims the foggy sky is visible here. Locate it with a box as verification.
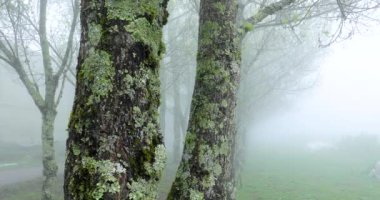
[248,26,380,144]
[0,67,75,145]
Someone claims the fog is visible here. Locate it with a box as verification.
[237,26,380,199]
[0,68,75,145]
[1,0,380,199]
[248,26,380,146]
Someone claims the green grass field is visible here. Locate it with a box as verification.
[0,177,64,200]
[237,139,380,200]
[1,136,380,200]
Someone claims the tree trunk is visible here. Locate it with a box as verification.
[168,0,240,199]
[172,80,183,163]
[64,1,169,200]
[39,0,60,198]
[41,109,58,200]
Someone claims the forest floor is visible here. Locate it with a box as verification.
[1,136,380,199]
[237,136,380,200]
[0,141,65,200]
[0,166,41,187]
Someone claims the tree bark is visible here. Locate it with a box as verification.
[41,109,58,200]
[64,1,168,199]
[168,0,240,199]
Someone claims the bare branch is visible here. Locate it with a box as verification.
[54,0,79,80]
[55,68,69,106]
[20,32,41,94]
[0,39,15,61]
[38,0,58,108]
[11,57,45,110]
[337,0,347,19]
[0,27,16,57]
[242,0,296,30]
[68,66,76,77]
[0,54,11,64]
[66,75,75,86]
[0,35,45,110]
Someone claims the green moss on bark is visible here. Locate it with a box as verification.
[64,0,169,199]
[79,50,115,105]
[168,0,239,199]
[125,18,163,61]
[128,145,166,199]
[105,0,160,22]
[68,157,125,200]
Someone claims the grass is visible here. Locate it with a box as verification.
[0,141,66,200]
[1,136,380,199]
[0,141,66,171]
[0,176,64,200]
[236,139,380,200]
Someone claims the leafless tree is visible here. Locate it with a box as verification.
[0,0,79,199]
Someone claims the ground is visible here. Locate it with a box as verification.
[237,136,380,200]
[1,137,380,199]
[0,167,41,187]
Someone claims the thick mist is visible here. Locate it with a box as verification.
[247,26,380,147]
[239,26,380,200]
[0,68,75,145]
[0,0,380,199]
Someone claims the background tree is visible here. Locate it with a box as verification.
[0,0,79,199]
[64,0,169,199]
[235,0,380,177]
[157,1,198,198]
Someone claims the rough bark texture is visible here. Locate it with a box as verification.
[168,0,240,199]
[64,1,168,199]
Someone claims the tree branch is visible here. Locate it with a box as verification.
[0,39,15,60]
[20,33,41,94]
[241,0,296,36]
[55,68,69,106]
[0,38,45,110]
[0,54,11,65]
[54,0,79,80]
[0,28,16,57]
[39,0,58,109]
[336,0,347,20]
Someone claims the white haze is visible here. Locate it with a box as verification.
[0,68,75,145]
[248,25,380,145]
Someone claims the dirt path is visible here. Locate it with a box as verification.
[0,166,42,187]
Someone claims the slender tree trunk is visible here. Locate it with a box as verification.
[160,83,167,139]
[172,81,183,163]
[39,0,60,199]
[64,1,169,199]
[41,108,58,200]
[168,0,240,199]
[0,1,78,199]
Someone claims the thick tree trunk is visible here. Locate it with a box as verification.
[41,109,58,200]
[64,1,168,199]
[168,0,240,199]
